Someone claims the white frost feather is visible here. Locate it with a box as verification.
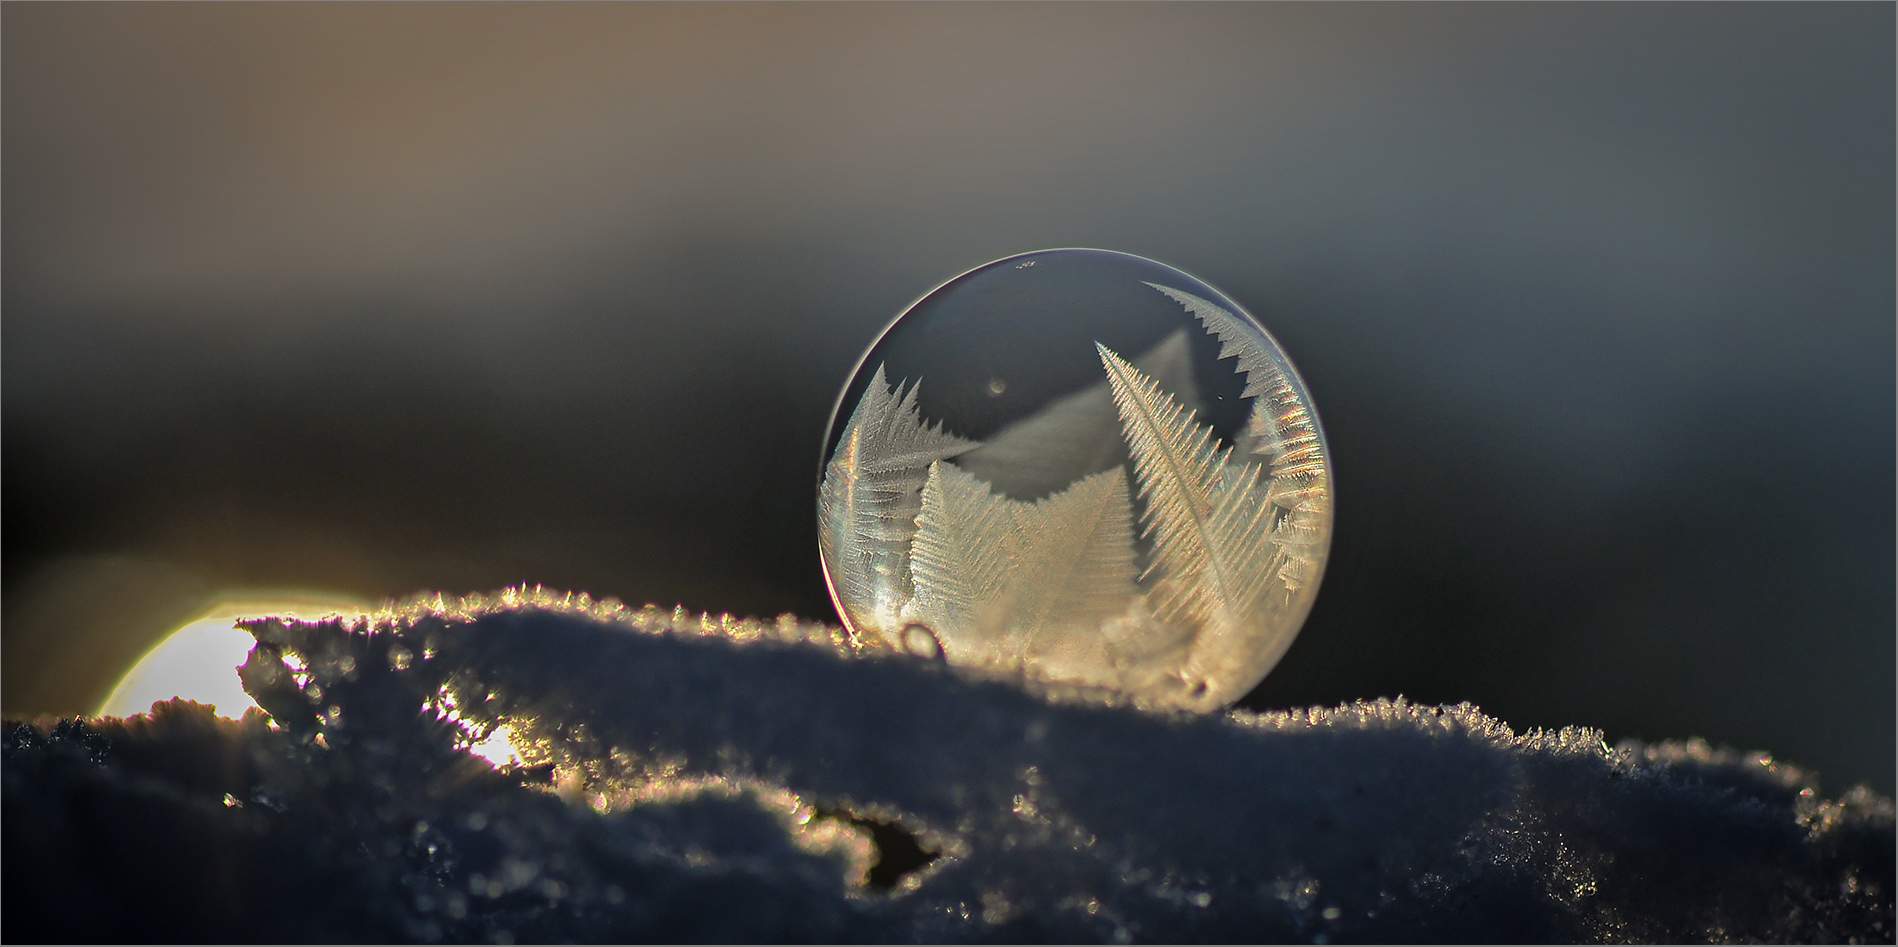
[818,365,979,641]
[909,461,1139,679]
[1098,344,1287,703]
[1146,283,1331,595]
[955,330,1201,500]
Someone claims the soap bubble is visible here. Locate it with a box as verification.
[819,249,1331,712]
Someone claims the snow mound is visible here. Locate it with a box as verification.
[5,590,1891,942]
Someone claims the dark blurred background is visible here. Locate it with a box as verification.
[4,4,1891,793]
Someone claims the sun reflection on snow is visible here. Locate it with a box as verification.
[467,724,523,768]
[98,594,369,720]
[422,683,525,769]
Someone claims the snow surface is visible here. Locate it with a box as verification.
[5,589,1891,942]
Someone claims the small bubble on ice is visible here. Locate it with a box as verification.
[901,623,944,660]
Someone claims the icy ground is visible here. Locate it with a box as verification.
[5,590,1892,942]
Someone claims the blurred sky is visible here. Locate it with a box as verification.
[4,3,1892,792]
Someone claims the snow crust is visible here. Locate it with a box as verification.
[4,590,1891,943]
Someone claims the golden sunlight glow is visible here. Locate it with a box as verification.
[99,594,370,720]
[467,723,524,768]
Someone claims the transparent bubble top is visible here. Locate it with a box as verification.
[819,249,1331,712]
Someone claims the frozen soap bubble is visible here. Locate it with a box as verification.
[819,249,1331,712]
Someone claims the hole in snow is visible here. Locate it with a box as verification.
[817,808,940,891]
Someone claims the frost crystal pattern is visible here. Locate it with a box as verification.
[819,250,1331,711]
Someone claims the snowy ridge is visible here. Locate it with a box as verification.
[7,594,1888,943]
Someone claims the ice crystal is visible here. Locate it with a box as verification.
[1098,346,1292,706]
[954,330,1201,501]
[909,462,1140,684]
[819,250,1332,710]
[818,365,979,635]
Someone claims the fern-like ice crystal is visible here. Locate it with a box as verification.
[822,285,1329,710]
[1098,345,1285,698]
[909,461,1138,678]
[819,365,978,641]
[1146,283,1331,598]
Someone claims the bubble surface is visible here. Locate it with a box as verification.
[819,249,1331,711]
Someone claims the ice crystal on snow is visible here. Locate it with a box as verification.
[820,252,1332,710]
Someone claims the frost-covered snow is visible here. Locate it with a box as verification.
[5,590,1891,943]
